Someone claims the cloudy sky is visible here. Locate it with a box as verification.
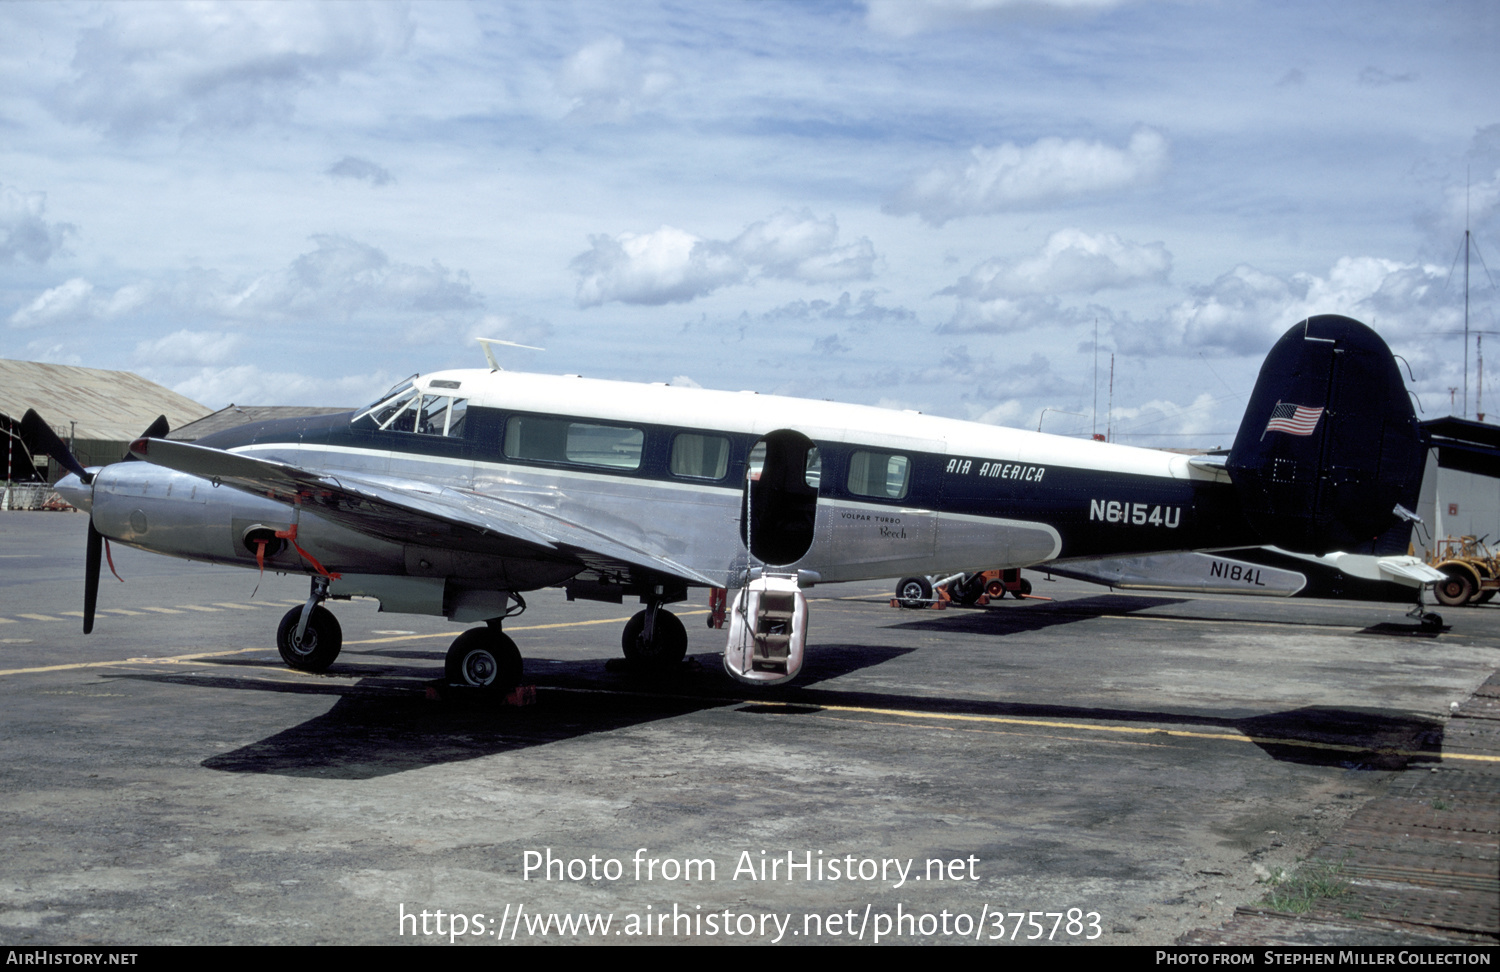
[2,0,1497,446]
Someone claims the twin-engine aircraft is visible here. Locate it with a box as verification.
[29,314,1427,693]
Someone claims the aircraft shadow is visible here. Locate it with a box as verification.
[112,644,916,780]
[102,636,1445,778]
[891,594,1440,637]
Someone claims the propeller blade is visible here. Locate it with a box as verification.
[120,415,169,463]
[140,414,169,439]
[19,409,90,482]
[84,521,102,634]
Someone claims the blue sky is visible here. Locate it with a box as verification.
[2,0,1497,445]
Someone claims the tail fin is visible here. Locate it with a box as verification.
[1227,315,1425,555]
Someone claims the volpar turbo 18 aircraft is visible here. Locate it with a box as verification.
[27,314,1428,694]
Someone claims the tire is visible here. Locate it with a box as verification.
[1435,570,1476,607]
[896,576,933,609]
[276,605,342,672]
[445,628,523,695]
[949,574,985,606]
[1014,577,1033,598]
[621,609,688,668]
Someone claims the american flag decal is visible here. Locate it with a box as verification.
[1264,402,1323,436]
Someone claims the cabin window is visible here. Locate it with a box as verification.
[847,450,909,499]
[671,433,730,480]
[504,416,643,470]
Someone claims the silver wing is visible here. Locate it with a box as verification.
[128,436,720,588]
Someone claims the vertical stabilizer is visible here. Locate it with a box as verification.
[1226,315,1425,555]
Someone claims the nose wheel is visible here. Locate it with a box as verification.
[445,627,523,696]
[622,606,687,669]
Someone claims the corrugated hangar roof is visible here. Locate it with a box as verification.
[0,358,211,441]
[168,405,352,441]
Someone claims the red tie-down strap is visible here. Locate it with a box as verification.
[104,538,124,582]
[273,524,342,580]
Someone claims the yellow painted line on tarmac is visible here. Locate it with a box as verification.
[0,610,716,674]
[17,614,62,622]
[212,602,260,610]
[545,687,1500,765]
[753,700,1500,765]
[140,606,184,614]
[175,605,220,612]
[0,646,267,677]
[102,608,146,616]
[0,617,14,624]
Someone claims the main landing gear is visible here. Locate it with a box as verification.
[277,576,343,672]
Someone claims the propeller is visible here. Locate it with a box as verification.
[85,521,103,634]
[18,409,91,482]
[17,409,170,632]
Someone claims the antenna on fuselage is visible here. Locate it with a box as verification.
[476,337,545,371]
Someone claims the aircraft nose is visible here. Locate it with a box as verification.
[53,471,96,513]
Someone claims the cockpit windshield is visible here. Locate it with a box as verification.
[352,378,467,438]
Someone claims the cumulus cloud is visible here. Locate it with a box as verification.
[556,36,674,122]
[134,330,246,366]
[51,2,412,136]
[1106,392,1228,443]
[169,365,395,409]
[1,184,75,264]
[327,156,393,186]
[940,295,1067,334]
[945,229,1171,299]
[572,210,876,306]
[865,0,1127,36]
[759,291,919,330]
[1115,256,1458,357]
[886,128,1167,225]
[8,235,480,328]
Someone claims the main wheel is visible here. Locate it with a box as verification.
[276,605,343,672]
[896,576,932,609]
[1435,571,1476,607]
[622,609,687,669]
[445,628,523,695]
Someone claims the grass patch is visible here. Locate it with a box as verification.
[1260,860,1353,915]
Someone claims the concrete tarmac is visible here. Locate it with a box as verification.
[1,510,1495,946]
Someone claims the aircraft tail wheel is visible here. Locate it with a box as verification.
[622,609,687,669]
[276,605,342,672]
[445,628,523,695]
[1421,612,1444,629]
[896,576,933,610]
